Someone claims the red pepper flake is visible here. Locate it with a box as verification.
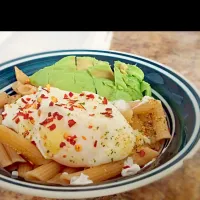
[37,103,41,109]
[2,113,7,120]
[69,106,74,111]
[42,88,50,93]
[82,136,86,140]
[53,112,63,120]
[93,106,97,109]
[40,117,54,126]
[48,112,52,117]
[60,142,66,148]
[55,103,66,107]
[15,117,20,124]
[105,108,112,112]
[86,94,95,99]
[28,111,33,114]
[63,155,67,158]
[48,123,56,131]
[64,94,68,99]
[79,93,84,96]
[31,141,36,146]
[23,130,29,137]
[33,91,36,94]
[38,110,41,117]
[74,104,86,110]
[21,98,28,104]
[68,119,76,128]
[69,92,73,97]
[89,114,95,116]
[40,94,48,99]
[139,150,145,157]
[100,112,113,118]
[49,101,54,107]
[123,165,130,169]
[94,140,98,147]
[66,135,77,145]
[13,111,29,120]
[26,98,31,101]
[88,125,93,129]
[102,97,108,105]
[29,116,35,124]
[68,100,78,105]
[23,113,29,119]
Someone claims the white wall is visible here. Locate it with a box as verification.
[0,31,113,63]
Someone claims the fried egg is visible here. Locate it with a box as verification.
[2,86,140,167]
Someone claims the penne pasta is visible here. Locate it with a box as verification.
[0,125,46,165]
[62,167,83,174]
[0,143,12,167]
[152,101,171,141]
[14,66,30,84]
[0,92,9,108]
[18,163,33,178]
[132,99,156,114]
[47,167,83,185]
[60,160,124,184]
[7,94,21,104]
[3,144,26,164]
[6,163,18,172]
[131,114,143,131]
[25,161,61,182]
[12,81,37,95]
[47,173,65,185]
[132,146,159,166]
[120,109,133,123]
[128,100,141,109]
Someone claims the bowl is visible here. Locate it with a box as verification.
[0,49,200,199]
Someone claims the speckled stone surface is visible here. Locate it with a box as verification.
[0,31,200,200]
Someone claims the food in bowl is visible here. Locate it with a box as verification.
[0,56,171,186]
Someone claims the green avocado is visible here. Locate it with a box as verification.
[29,56,152,101]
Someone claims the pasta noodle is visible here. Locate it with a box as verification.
[3,144,26,164]
[47,167,83,185]
[0,143,12,167]
[7,94,21,104]
[0,125,46,165]
[152,101,171,141]
[132,146,159,166]
[6,163,18,172]
[60,160,124,184]
[0,92,9,108]
[18,163,33,178]
[14,66,30,84]
[25,161,61,182]
[12,81,37,95]
[132,99,156,114]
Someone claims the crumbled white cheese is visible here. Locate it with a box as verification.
[121,157,140,177]
[11,171,18,178]
[70,173,93,185]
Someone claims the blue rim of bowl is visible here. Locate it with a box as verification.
[0,49,200,198]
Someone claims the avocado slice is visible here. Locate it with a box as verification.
[92,78,115,100]
[52,56,76,72]
[49,72,75,87]
[141,81,152,96]
[88,63,114,81]
[74,71,96,93]
[113,64,127,90]
[76,57,97,71]
[30,67,53,87]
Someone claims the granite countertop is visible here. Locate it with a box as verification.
[0,31,200,200]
